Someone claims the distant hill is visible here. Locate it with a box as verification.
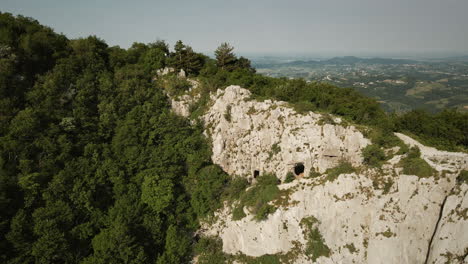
[254,55,468,113]
[254,56,420,68]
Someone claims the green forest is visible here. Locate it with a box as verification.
[0,13,467,264]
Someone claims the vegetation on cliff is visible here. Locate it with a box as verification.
[0,12,466,263]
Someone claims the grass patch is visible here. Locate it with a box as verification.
[325,161,356,182]
[317,113,336,125]
[344,243,357,254]
[300,216,331,262]
[242,174,280,221]
[284,172,295,183]
[221,177,249,202]
[225,174,280,221]
[268,142,281,160]
[247,106,256,115]
[195,237,229,264]
[235,254,281,264]
[398,147,435,178]
[362,144,386,167]
[195,236,301,264]
[308,169,321,178]
[291,101,315,114]
[456,170,468,185]
[360,127,409,162]
[376,228,396,238]
[232,205,247,221]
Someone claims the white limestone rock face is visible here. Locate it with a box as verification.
[169,79,200,118]
[166,83,468,263]
[395,133,468,173]
[203,171,464,264]
[202,85,371,180]
[427,182,468,264]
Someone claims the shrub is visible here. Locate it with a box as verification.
[317,113,335,125]
[254,204,277,221]
[232,205,247,220]
[163,75,192,97]
[362,144,386,167]
[221,177,249,202]
[308,169,321,178]
[194,237,228,264]
[456,170,468,185]
[300,216,330,262]
[325,161,356,182]
[398,147,435,178]
[189,165,228,218]
[284,172,295,183]
[292,101,315,114]
[231,174,280,221]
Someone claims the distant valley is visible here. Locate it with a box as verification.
[253,56,468,112]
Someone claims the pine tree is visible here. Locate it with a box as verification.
[214,42,236,70]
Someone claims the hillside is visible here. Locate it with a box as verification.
[0,12,467,264]
[169,84,467,264]
[255,56,468,113]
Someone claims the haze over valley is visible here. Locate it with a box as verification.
[252,55,468,112]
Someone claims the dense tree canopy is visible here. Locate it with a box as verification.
[0,13,225,264]
[0,12,466,264]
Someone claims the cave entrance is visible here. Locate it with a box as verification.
[253,170,260,178]
[294,163,305,176]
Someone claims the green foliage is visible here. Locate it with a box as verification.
[194,237,285,264]
[214,42,255,73]
[457,170,468,185]
[308,170,321,178]
[221,177,249,202]
[224,104,232,122]
[398,147,435,178]
[188,165,228,218]
[215,42,236,70]
[394,109,468,152]
[140,41,168,74]
[0,14,223,264]
[284,172,295,183]
[236,254,281,264]
[231,174,280,221]
[1,12,465,264]
[362,144,386,167]
[300,216,331,262]
[194,237,228,264]
[163,75,192,97]
[141,171,174,213]
[317,113,336,125]
[194,236,282,264]
[168,40,205,75]
[232,205,247,221]
[324,162,356,182]
[268,142,281,160]
[344,243,357,254]
[271,142,281,155]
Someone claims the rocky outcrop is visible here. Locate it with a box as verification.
[426,183,468,264]
[169,79,200,118]
[395,133,468,173]
[168,84,468,263]
[202,86,370,181]
[203,172,466,264]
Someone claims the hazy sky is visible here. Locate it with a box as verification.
[2,0,468,56]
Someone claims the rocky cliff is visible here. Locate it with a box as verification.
[170,84,468,263]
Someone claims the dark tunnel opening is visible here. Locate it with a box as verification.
[294,163,305,176]
[253,170,260,178]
